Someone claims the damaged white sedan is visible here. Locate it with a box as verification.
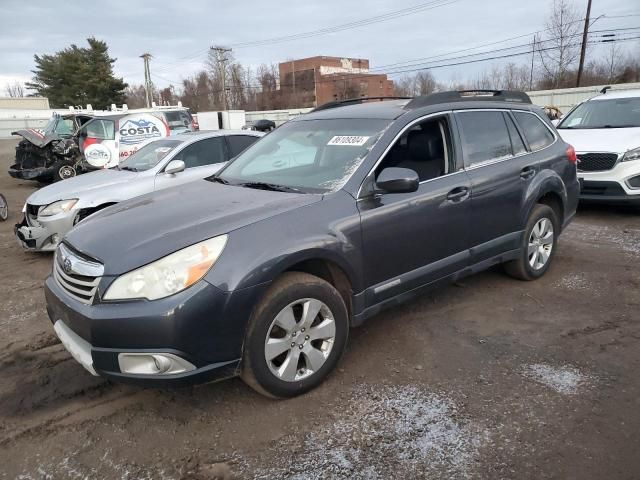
[14,130,263,251]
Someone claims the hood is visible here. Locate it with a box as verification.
[13,128,62,148]
[27,169,140,206]
[557,127,640,154]
[65,180,322,275]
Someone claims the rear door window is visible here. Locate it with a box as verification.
[513,112,555,151]
[456,111,512,166]
[174,137,227,169]
[227,135,260,158]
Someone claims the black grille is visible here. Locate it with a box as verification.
[577,152,619,172]
[25,204,41,227]
[581,181,626,196]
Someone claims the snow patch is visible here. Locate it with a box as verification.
[567,223,640,257]
[523,363,590,395]
[250,384,488,479]
[555,273,591,291]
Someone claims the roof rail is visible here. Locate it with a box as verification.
[311,96,412,112]
[405,90,532,109]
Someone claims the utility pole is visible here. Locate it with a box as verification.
[211,46,232,110]
[529,34,537,91]
[140,53,153,108]
[576,0,593,87]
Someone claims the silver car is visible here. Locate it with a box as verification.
[14,130,264,252]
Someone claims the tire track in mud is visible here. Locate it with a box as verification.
[0,336,153,448]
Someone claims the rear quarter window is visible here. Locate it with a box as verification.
[513,112,555,151]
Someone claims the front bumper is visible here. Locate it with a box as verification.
[579,180,640,205]
[14,211,76,252]
[578,161,640,205]
[45,274,269,387]
[8,164,54,182]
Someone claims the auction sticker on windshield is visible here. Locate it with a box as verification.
[327,135,370,146]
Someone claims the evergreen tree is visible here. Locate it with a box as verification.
[27,38,127,109]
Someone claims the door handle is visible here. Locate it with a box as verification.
[446,186,470,202]
[520,166,536,180]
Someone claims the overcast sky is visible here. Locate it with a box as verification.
[0,0,638,93]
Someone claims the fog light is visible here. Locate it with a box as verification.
[118,353,196,375]
[627,175,640,189]
[51,234,60,245]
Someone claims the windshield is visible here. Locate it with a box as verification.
[558,97,640,129]
[217,118,390,193]
[43,116,58,135]
[119,139,182,171]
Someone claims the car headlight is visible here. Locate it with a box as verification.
[39,199,78,217]
[103,235,228,301]
[622,147,640,162]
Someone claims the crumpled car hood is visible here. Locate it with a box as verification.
[12,129,62,148]
[65,180,322,275]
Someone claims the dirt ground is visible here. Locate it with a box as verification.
[0,137,639,479]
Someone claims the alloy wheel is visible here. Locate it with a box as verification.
[59,165,76,180]
[0,194,7,221]
[528,217,554,270]
[264,298,336,382]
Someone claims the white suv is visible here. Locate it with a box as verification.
[557,89,640,206]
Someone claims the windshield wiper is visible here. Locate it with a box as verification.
[210,175,229,185]
[239,182,303,193]
[119,166,138,172]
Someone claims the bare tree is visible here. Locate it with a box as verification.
[603,42,623,83]
[5,81,25,97]
[537,0,582,88]
[124,84,148,108]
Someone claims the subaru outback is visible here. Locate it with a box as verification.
[45,91,579,398]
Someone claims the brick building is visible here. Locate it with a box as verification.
[278,56,394,108]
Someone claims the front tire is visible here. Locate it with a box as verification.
[241,272,349,398]
[52,162,76,182]
[504,204,558,281]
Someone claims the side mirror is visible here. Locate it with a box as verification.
[164,159,185,175]
[375,167,419,194]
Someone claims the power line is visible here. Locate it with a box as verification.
[230,0,461,48]
[131,0,461,72]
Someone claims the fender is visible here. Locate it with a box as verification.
[521,169,568,227]
[217,239,363,294]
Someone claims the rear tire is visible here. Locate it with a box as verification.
[504,204,558,281]
[241,272,349,398]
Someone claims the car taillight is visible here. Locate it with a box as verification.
[566,145,577,164]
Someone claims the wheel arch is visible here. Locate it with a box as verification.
[523,171,568,229]
[76,201,119,224]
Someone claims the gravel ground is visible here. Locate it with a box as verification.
[0,138,639,479]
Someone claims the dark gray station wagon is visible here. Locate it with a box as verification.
[45,91,580,398]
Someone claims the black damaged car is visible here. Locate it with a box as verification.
[9,112,92,183]
[45,91,579,398]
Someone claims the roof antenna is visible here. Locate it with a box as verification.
[600,86,611,94]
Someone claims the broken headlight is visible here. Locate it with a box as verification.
[39,199,78,217]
